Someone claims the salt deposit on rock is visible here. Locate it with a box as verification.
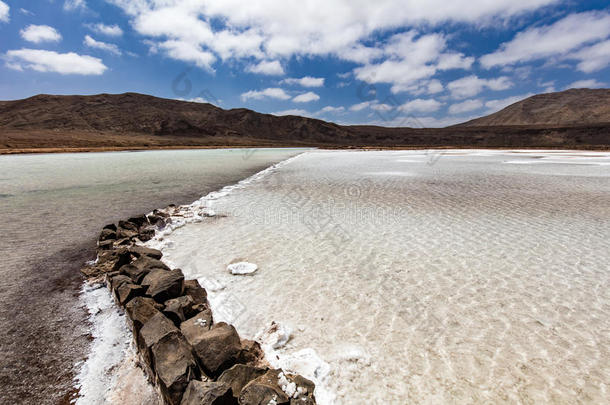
[228,261,258,275]
[258,321,292,350]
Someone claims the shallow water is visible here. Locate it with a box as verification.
[0,148,305,404]
[157,150,610,404]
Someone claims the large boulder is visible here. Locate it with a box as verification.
[238,369,290,405]
[239,370,316,405]
[152,332,200,405]
[128,215,149,228]
[99,228,117,242]
[181,309,213,342]
[138,228,156,241]
[142,268,185,302]
[128,245,163,260]
[95,247,131,274]
[116,283,146,306]
[139,312,179,377]
[180,380,237,405]
[125,296,163,338]
[218,365,267,400]
[237,340,265,366]
[121,255,169,283]
[183,322,242,377]
[164,295,198,326]
[184,279,208,307]
[108,274,132,293]
[117,220,139,239]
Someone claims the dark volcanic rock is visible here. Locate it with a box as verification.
[237,339,265,366]
[125,296,163,338]
[183,322,242,377]
[128,245,163,260]
[184,279,208,307]
[99,228,117,241]
[181,309,213,342]
[116,283,146,306]
[121,255,169,283]
[152,332,200,405]
[117,220,139,239]
[108,274,131,293]
[139,312,179,376]
[138,228,156,241]
[164,295,196,326]
[218,364,267,400]
[239,369,290,405]
[180,380,237,405]
[97,239,114,250]
[142,268,185,302]
[128,215,149,228]
[103,223,117,232]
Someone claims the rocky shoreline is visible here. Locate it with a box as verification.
[81,209,317,405]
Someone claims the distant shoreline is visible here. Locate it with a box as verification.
[2,144,609,155]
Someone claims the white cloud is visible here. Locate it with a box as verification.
[64,0,86,11]
[0,1,9,22]
[86,23,123,37]
[354,31,474,94]
[481,11,610,69]
[449,99,483,114]
[84,35,121,55]
[447,75,512,98]
[246,60,285,75]
[20,25,62,43]
[569,40,610,73]
[107,0,556,74]
[349,101,371,112]
[371,103,395,112]
[292,91,320,103]
[5,49,107,75]
[273,108,310,117]
[153,40,216,70]
[565,79,606,90]
[281,76,325,87]
[399,98,443,113]
[19,8,33,16]
[318,106,345,114]
[241,87,291,101]
[484,93,533,113]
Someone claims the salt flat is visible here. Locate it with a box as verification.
[154,150,610,404]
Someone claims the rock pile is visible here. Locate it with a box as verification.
[81,211,317,405]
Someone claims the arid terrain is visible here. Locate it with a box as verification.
[1,89,609,153]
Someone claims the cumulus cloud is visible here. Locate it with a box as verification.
[292,91,320,103]
[84,35,121,55]
[241,87,291,101]
[349,101,372,112]
[64,0,86,11]
[86,23,123,37]
[282,76,325,87]
[565,79,606,89]
[399,98,443,113]
[447,75,513,98]
[0,1,9,22]
[5,49,107,75]
[272,108,311,117]
[106,0,555,75]
[354,30,474,94]
[246,60,285,75]
[481,11,610,69]
[318,106,345,114]
[20,25,62,43]
[568,40,610,73]
[449,99,483,115]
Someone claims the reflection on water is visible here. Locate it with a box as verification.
[159,150,610,404]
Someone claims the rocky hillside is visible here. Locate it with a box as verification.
[459,88,610,126]
[1,92,609,151]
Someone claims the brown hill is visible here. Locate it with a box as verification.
[0,92,608,152]
[459,88,610,126]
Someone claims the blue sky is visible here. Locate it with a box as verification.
[0,1,609,127]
